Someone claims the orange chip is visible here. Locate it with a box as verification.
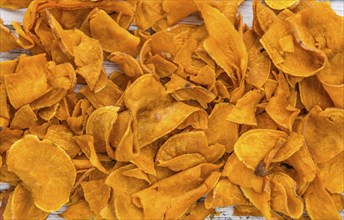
[90,9,140,56]
[5,54,51,109]
[302,106,344,163]
[222,153,264,193]
[44,124,81,158]
[304,176,341,220]
[124,74,208,149]
[234,129,288,171]
[205,178,249,208]
[270,172,304,219]
[132,163,221,219]
[260,10,326,77]
[227,89,264,125]
[10,183,49,219]
[81,179,111,215]
[165,74,216,108]
[62,200,95,220]
[85,106,119,158]
[156,131,225,171]
[7,135,76,212]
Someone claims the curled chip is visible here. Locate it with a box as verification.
[124,74,208,149]
[5,54,51,109]
[7,135,76,212]
[270,172,304,219]
[156,131,225,171]
[10,183,49,219]
[234,129,288,170]
[132,163,221,219]
[85,106,119,158]
[265,0,300,10]
[301,106,344,163]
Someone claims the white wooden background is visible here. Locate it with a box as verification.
[0,1,343,219]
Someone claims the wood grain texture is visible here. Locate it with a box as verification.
[0,1,343,219]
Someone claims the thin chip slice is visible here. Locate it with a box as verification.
[165,74,216,108]
[61,200,95,220]
[304,176,341,220]
[90,9,140,56]
[10,104,38,129]
[234,129,288,170]
[5,54,51,109]
[11,183,49,220]
[318,151,344,194]
[302,106,344,163]
[81,179,111,215]
[265,0,300,10]
[124,74,208,149]
[156,131,225,171]
[205,178,249,208]
[222,153,264,193]
[227,89,264,125]
[203,103,238,153]
[7,135,76,212]
[270,172,304,219]
[85,106,119,157]
[132,163,221,219]
[44,124,81,158]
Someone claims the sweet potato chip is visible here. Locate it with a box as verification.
[132,163,221,219]
[79,80,122,109]
[270,172,304,219]
[81,179,111,215]
[62,200,95,220]
[165,74,216,108]
[302,106,344,163]
[196,2,247,84]
[0,0,32,10]
[7,135,76,212]
[73,33,103,91]
[285,144,317,195]
[5,54,51,109]
[106,164,148,220]
[108,52,143,79]
[162,0,197,25]
[265,0,300,10]
[304,176,341,220]
[10,183,49,220]
[234,129,288,170]
[90,9,140,56]
[110,111,136,162]
[10,104,37,129]
[299,76,334,111]
[131,143,158,176]
[260,10,326,77]
[222,153,264,193]
[271,132,304,162]
[266,73,300,130]
[318,151,344,194]
[180,202,214,220]
[156,131,225,171]
[205,178,249,208]
[124,74,208,149]
[240,185,273,219]
[44,124,80,158]
[73,135,108,174]
[85,106,119,157]
[203,103,238,153]
[252,0,277,36]
[227,89,264,125]
[135,0,164,30]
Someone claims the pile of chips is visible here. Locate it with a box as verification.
[0,0,343,219]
